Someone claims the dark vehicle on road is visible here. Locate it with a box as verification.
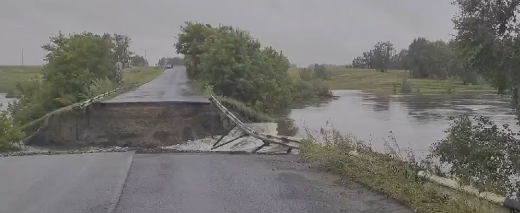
[165,64,173,69]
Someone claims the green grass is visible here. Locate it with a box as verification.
[122,66,164,86]
[288,67,495,94]
[0,65,163,94]
[0,66,42,93]
[300,126,508,213]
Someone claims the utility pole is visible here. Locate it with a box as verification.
[21,49,24,66]
[144,50,148,67]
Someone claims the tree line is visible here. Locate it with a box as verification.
[157,57,184,66]
[350,38,479,85]
[174,22,331,113]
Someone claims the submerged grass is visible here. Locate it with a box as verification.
[288,68,494,94]
[299,124,507,213]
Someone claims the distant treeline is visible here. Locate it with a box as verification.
[157,57,184,66]
[348,38,479,85]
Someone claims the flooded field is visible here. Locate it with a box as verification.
[0,93,15,111]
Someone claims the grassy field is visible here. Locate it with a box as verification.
[0,66,42,93]
[288,67,495,94]
[0,65,164,94]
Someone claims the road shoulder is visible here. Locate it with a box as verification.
[255,154,414,213]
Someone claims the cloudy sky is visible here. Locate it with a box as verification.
[0,0,458,66]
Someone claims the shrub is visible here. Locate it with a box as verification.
[445,80,455,94]
[400,78,413,93]
[0,107,25,152]
[429,115,520,195]
[299,68,314,81]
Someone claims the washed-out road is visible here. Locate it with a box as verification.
[0,67,412,213]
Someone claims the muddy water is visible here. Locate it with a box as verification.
[289,90,517,157]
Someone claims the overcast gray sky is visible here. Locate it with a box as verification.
[0,0,457,66]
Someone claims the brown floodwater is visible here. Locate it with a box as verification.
[289,90,517,158]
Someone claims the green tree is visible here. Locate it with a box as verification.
[158,57,184,66]
[351,56,364,68]
[313,64,330,80]
[130,55,148,67]
[372,41,395,72]
[197,26,292,111]
[158,57,168,66]
[112,34,133,68]
[392,49,409,70]
[9,32,119,126]
[452,0,520,112]
[42,32,116,104]
[407,38,456,79]
[175,22,331,112]
[408,38,435,78]
[352,42,395,71]
[175,22,215,79]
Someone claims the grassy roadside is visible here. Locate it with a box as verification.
[100,66,165,100]
[288,68,495,94]
[0,65,164,95]
[299,127,507,213]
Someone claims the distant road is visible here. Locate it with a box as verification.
[0,153,412,213]
[104,66,209,103]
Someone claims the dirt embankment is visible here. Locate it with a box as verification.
[25,101,230,148]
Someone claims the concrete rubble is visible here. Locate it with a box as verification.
[162,122,297,154]
[1,123,292,157]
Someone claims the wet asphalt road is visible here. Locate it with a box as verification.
[0,153,412,213]
[104,66,209,103]
[0,152,134,213]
